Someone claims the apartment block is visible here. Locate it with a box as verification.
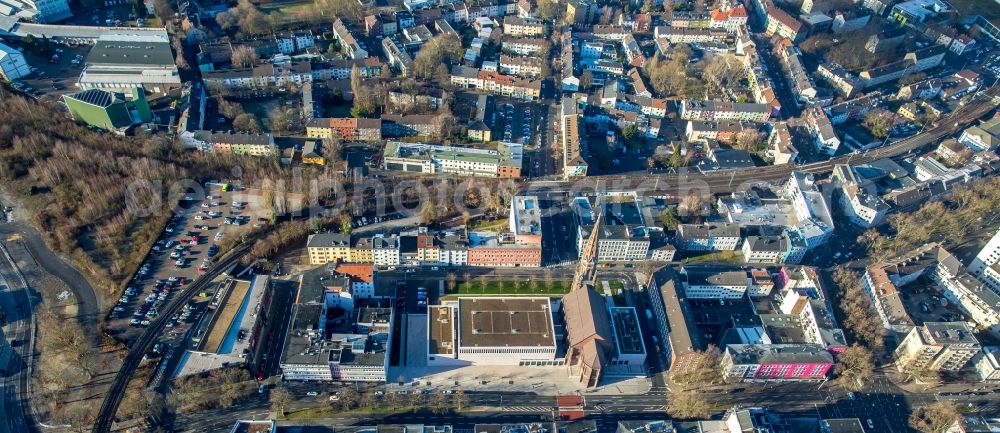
[895,322,980,372]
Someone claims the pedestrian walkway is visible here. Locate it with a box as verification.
[501,406,551,412]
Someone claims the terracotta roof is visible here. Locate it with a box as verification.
[335,263,374,283]
[562,288,613,370]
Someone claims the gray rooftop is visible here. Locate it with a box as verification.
[86,36,174,66]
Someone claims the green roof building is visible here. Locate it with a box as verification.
[62,87,152,133]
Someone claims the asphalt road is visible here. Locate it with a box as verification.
[0,242,35,433]
[0,222,101,343]
[165,377,1000,433]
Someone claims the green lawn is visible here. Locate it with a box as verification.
[448,279,571,297]
[259,0,316,14]
[682,250,744,265]
[469,217,509,232]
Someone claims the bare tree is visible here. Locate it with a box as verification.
[909,402,960,433]
[667,390,710,419]
[231,45,259,68]
[270,385,292,416]
[834,344,875,391]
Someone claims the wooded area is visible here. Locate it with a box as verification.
[0,92,290,302]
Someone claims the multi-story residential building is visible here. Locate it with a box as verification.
[333,18,369,59]
[709,5,749,33]
[742,236,787,264]
[307,233,353,265]
[764,7,803,41]
[379,114,441,138]
[653,26,729,44]
[683,268,750,299]
[859,45,946,89]
[629,68,651,98]
[416,234,440,264]
[306,117,383,141]
[685,120,745,142]
[680,100,770,122]
[571,196,651,262]
[969,228,1000,291]
[372,235,401,266]
[561,32,579,92]
[583,59,625,77]
[802,107,840,156]
[503,16,546,36]
[895,322,981,372]
[382,37,413,76]
[0,43,30,81]
[722,344,833,382]
[766,122,798,164]
[449,66,542,100]
[940,274,1000,338]
[833,165,889,228]
[210,132,277,156]
[621,34,646,67]
[783,171,834,248]
[592,24,628,40]
[275,30,316,54]
[817,63,862,98]
[78,33,181,94]
[777,281,847,350]
[348,237,372,263]
[958,117,1000,152]
[561,97,588,178]
[502,37,548,55]
[334,263,375,299]
[499,54,543,78]
[777,45,816,105]
[675,223,742,251]
[381,141,522,178]
[975,346,1000,381]
[441,232,469,266]
[825,92,883,125]
[580,40,610,59]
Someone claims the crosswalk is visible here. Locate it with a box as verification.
[501,406,552,412]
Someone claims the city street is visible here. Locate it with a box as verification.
[0,242,35,433]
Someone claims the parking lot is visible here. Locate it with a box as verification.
[899,279,966,325]
[6,42,90,101]
[105,184,258,342]
[493,100,543,146]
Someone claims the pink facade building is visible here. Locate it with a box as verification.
[721,344,833,382]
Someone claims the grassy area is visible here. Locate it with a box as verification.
[447,279,571,297]
[259,0,316,14]
[682,250,744,265]
[469,217,509,232]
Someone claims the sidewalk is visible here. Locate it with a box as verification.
[388,364,652,396]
